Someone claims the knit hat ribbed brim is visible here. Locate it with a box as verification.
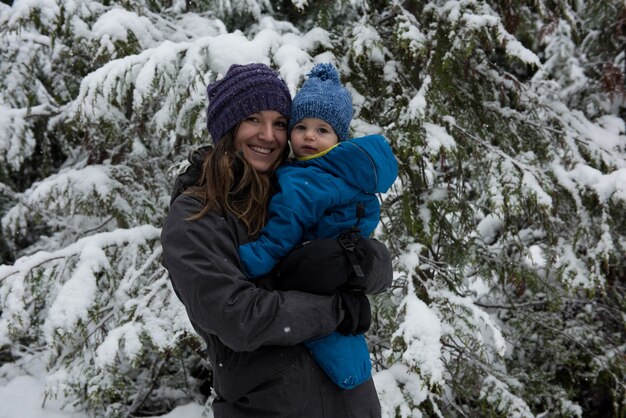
[206,63,292,143]
[289,63,353,141]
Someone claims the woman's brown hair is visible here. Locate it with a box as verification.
[186,126,288,236]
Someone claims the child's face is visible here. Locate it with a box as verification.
[290,118,339,158]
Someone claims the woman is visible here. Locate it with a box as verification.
[161,63,392,417]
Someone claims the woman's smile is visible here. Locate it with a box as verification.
[249,144,273,155]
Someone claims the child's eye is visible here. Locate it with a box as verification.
[294,124,305,130]
[318,128,330,134]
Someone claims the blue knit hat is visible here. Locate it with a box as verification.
[289,63,353,141]
[206,63,292,143]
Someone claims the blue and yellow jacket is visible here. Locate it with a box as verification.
[239,133,398,278]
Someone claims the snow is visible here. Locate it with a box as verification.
[7,0,60,26]
[437,290,507,359]
[92,8,163,49]
[43,253,101,342]
[525,245,546,268]
[0,375,84,418]
[567,164,626,202]
[68,20,333,129]
[480,375,534,418]
[394,290,444,384]
[0,226,161,345]
[405,75,430,121]
[522,171,553,207]
[433,1,541,66]
[1,165,123,242]
[423,122,456,153]
[176,13,226,37]
[0,106,37,170]
[395,245,445,386]
[208,31,275,74]
[1,0,625,416]
[500,31,541,66]
[351,22,385,63]
[0,369,207,418]
[374,364,428,418]
[94,322,141,368]
[476,213,503,245]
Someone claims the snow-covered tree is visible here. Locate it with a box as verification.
[1,0,624,417]
[362,2,626,416]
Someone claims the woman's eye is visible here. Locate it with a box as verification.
[275,121,287,129]
[246,116,259,123]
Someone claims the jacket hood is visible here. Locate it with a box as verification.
[294,134,398,193]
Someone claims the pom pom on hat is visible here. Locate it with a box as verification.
[307,63,341,83]
[206,63,292,143]
[289,63,353,141]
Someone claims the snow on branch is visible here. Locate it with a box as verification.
[0,225,161,346]
[92,8,166,51]
[430,1,541,66]
[350,20,385,63]
[1,165,125,242]
[479,375,535,418]
[0,105,39,170]
[65,24,331,142]
[392,245,445,387]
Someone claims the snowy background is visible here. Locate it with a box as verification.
[1,0,625,417]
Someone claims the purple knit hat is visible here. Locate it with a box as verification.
[206,63,292,143]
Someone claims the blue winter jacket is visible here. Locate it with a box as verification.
[238,134,397,390]
[239,133,398,278]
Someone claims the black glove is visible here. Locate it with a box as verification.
[341,232,392,293]
[335,287,371,335]
[169,145,211,205]
[273,231,392,295]
[336,229,374,285]
[274,239,350,294]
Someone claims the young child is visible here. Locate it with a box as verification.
[238,63,397,389]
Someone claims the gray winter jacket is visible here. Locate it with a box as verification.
[161,194,391,417]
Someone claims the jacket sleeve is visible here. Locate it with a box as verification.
[161,195,343,352]
[238,167,345,278]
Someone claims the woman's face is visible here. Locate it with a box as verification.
[234,110,288,173]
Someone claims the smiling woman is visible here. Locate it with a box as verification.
[160,63,392,417]
[181,64,293,236]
